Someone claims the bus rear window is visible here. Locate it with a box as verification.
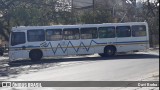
[132,25,146,37]
[27,29,45,42]
[11,32,26,46]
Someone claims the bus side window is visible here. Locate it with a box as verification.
[98,27,115,38]
[63,28,80,40]
[132,25,146,37]
[27,29,45,42]
[116,26,131,37]
[46,29,62,41]
[80,27,98,39]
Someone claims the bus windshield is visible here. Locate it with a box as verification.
[11,32,26,46]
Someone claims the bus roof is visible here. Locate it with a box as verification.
[11,22,147,31]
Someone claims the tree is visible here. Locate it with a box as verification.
[0,0,72,41]
[0,0,159,47]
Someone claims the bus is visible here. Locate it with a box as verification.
[9,22,149,61]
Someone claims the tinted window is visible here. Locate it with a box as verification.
[116,26,131,37]
[98,27,115,38]
[46,29,62,41]
[63,28,80,40]
[132,25,146,37]
[27,29,45,42]
[11,32,25,46]
[80,27,98,39]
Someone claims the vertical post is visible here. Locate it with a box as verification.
[93,0,95,23]
[71,0,74,24]
[113,3,117,17]
[120,11,127,23]
[132,0,137,21]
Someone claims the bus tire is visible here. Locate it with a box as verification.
[29,49,43,61]
[0,52,3,56]
[103,46,116,57]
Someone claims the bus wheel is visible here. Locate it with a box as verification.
[0,52,3,56]
[29,49,43,61]
[103,46,116,57]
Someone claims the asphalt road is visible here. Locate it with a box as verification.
[8,53,159,81]
[0,51,159,90]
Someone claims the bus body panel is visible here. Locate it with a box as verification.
[63,40,80,55]
[94,38,117,53]
[78,39,95,55]
[116,37,148,52]
[44,41,67,56]
[9,22,150,61]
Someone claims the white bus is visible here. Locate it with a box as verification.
[9,22,149,61]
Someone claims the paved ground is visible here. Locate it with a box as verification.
[0,49,159,90]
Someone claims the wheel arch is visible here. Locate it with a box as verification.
[104,45,117,53]
[29,49,43,60]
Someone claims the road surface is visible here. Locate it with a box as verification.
[0,50,159,90]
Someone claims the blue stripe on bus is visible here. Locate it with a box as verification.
[10,40,149,48]
[10,40,149,54]
[11,46,40,48]
[114,40,149,44]
[96,40,149,44]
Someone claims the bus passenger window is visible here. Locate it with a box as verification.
[116,26,131,37]
[11,32,26,46]
[27,29,45,42]
[46,29,62,41]
[80,27,98,39]
[98,27,115,38]
[132,25,146,37]
[63,28,80,40]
